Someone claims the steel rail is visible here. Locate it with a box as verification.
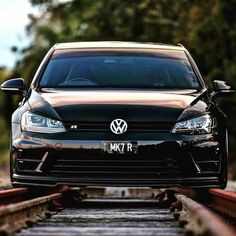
[209,188,236,218]
[0,188,28,205]
[175,193,236,236]
[171,187,236,218]
[0,192,63,235]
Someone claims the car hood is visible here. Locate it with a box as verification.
[28,89,209,122]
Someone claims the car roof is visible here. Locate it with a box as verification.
[54,41,184,51]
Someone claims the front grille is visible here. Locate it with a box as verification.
[64,121,174,132]
[49,147,190,179]
[16,143,221,178]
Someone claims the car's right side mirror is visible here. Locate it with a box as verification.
[210,80,234,100]
[0,78,26,96]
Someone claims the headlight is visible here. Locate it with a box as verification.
[172,114,215,134]
[21,111,66,133]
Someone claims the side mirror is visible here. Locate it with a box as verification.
[0,78,26,95]
[211,80,234,100]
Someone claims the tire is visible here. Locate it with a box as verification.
[220,129,228,189]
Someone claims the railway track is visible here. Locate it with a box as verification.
[0,188,28,205]
[0,187,235,236]
[171,187,236,219]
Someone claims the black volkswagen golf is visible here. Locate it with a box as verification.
[1,42,234,188]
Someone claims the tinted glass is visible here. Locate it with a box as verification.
[39,50,200,89]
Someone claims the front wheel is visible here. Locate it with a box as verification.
[219,129,229,189]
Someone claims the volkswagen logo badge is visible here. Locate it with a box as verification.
[70,125,78,129]
[110,119,128,134]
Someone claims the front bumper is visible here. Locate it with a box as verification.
[11,132,225,188]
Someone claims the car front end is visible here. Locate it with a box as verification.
[10,89,227,188]
[1,42,232,189]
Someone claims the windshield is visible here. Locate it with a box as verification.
[39,50,201,89]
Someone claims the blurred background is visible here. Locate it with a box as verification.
[0,0,236,179]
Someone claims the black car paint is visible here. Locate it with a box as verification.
[1,42,233,188]
[10,87,227,188]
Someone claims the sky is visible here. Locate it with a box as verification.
[0,0,38,68]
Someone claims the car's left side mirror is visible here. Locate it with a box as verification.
[0,78,26,95]
[210,80,234,100]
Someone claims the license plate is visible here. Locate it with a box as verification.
[102,141,138,154]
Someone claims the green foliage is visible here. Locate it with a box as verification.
[0,114,10,166]
[0,0,236,177]
[0,69,11,166]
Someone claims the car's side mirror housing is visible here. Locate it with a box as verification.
[211,80,234,100]
[0,78,26,95]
